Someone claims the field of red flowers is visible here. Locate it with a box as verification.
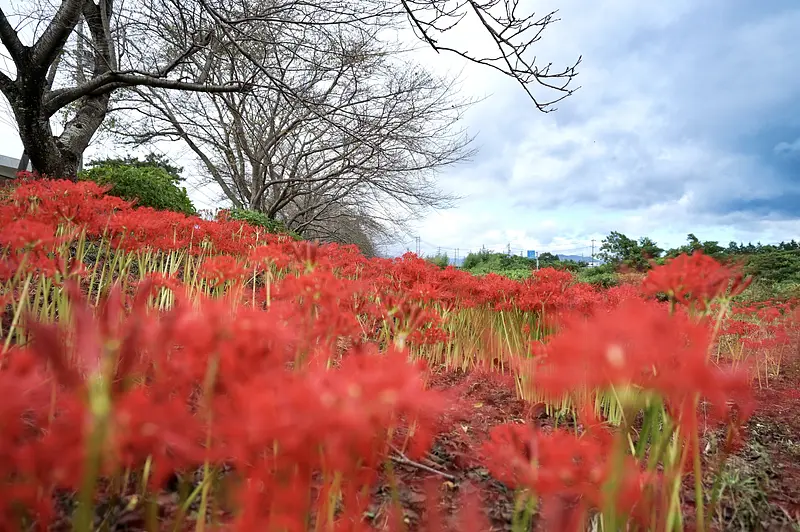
[1,179,799,531]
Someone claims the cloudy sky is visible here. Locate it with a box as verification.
[394,0,800,259]
[0,0,798,260]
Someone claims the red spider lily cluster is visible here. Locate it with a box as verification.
[641,251,752,312]
[717,298,800,383]
[481,419,657,530]
[0,179,782,531]
[494,278,757,528]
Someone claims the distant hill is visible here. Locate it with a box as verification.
[555,254,590,263]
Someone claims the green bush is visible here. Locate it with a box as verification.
[79,164,196,215]
[743,250,800,285]
[225,208,301,240]
[462,251,535,272]
[492,268,532,280]
[727,250,800,302]
[86,153,184,183]
[576,264,620,288]
[462,249,493,270]
[426,253,450,269]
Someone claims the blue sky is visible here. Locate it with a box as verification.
[0,0,798,260]
[397,0,800,258]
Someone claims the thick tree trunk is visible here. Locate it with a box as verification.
[12,79,108,181]
[2,0,109,182]
[16,118,81,180]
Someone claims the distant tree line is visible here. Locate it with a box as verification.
[446,232,800,298]
[596,231,800,298]
[598,231,800,270]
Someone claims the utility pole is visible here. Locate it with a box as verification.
[535,251,539,271]
[507,242,511,256]
[591,239,596,265]
[415,236,421,255]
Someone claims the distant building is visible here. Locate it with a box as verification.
[0,153,31,181]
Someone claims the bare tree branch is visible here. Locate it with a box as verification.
[0,8,27,62]
[400,0,580,112]
[44,73,250,116]
[30,0,85,70]
[45,48,63,90]
[1,0,579,180]
[110,11,471,247]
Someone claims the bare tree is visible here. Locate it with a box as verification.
[293,200,390,258]
[0,0,580,179]
[113,19,473,240]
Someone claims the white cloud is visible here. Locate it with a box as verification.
[403,0,800,255]
[3,0,799,256]
[775,138,800,156]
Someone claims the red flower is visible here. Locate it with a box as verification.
[480,421,656,529]
[642,251,751,310]
[518,299,755,439]
[199,255,249,286]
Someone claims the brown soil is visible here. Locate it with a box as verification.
[743,355,800,529]
[376,360,800,532]
[41,359,800,531]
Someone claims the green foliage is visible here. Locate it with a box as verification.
[461,249,534,279]
[659,234,800,300]
[462,250,533,274]
[492,268,534,280]
[576,263,620,288]
[537,252,588,272]
[735,279,800,302]
[86,153,184,183]
[79,163,196,215]
[734,250,800,301]
[598,231,663,271]
[744,250,800,284]
[425,252,450,269]
[225,208,301,239]
[460,248,589,280]
[665,233,725,258]
[537,252,559,263]
[725,240,800,255]
[462,248,493,270]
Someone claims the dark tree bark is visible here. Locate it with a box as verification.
[0,0,580,181]
[0,0,248,179]
[9,74,107,179]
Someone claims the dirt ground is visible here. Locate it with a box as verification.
[731,358,800,531]
[374,361,800,532]
[42,359,800,531]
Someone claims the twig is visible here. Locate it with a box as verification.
[389,448,456,481]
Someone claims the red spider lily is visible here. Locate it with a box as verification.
[199,254,250,286]
[0,179,771,530]
[480,421,657,530]
[213,347,448,530]
[0,219,73,277]
[524,299,753,414]
[290,240,321,270]
[642,251,752,311]
[248,243,294,271]
[0,348,60,530]
[19,281,206,490]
